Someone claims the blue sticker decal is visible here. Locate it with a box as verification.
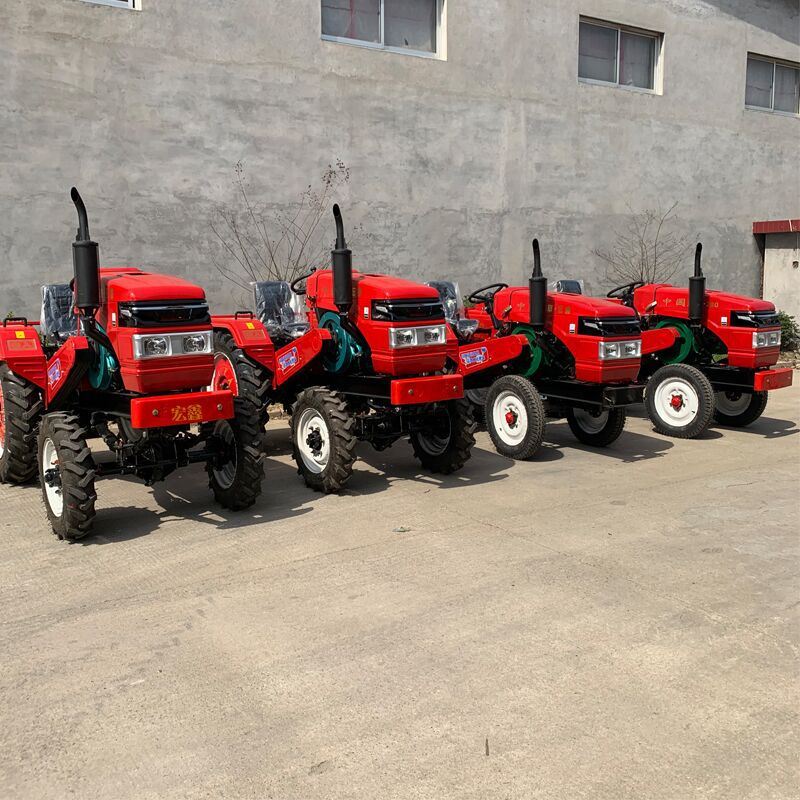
[278,347,299,373]
[460,347,488,368]
[47,359,62,387]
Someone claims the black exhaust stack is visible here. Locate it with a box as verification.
[70,187,100,316]
[529,238,547,331]
[688,242,705,325]
[331,204,353,317]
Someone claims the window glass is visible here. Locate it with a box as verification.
[619,32,655,89]
[746,57,774,108]
[322,0,380,43]
[384,0,436,53]
[579,22,618,84]
[774,64,800,113]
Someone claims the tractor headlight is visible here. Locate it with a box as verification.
[753,330,781,348]
[183,334,209,353]
[598,339,641,360]
[388,325,446,349]
[143,336,169,357]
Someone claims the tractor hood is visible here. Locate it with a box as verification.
[355,273,441,302]
[100,267,207,304]
[494,287,639,322]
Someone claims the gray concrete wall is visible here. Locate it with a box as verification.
[763,232,800,319]
[1,0,798,318]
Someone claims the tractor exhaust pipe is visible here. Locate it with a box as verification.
[688,242,705,325]
[529,238,547,331]
[70,187,100,316]
[331,203,353,317]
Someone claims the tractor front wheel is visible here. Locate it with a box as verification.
[411,398,476,475]
[205,399,265,510]
[566,406,626,447]
[645,363,714,439]
[37,413,97,541]
[713,390,768,428]
[484,375,545,460]
[0,364,43,484]
[291,388,356,493]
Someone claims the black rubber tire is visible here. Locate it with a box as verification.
[204,398,265,511]
[484,375,545,460]
[645,363,714,439]
[0,364,43,484]
[37,413,97,541]
[465,388,487,430]
[713,390,769,428]
[212,330,271,425]
[291,387,356,493]
[410,398,476,475]
[566,406,627,447]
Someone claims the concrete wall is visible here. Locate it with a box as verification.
[763,232,800,319]
[1,0,798,317]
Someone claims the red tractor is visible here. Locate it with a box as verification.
[603,244,792,437]
[0,189,264,541]
[446,240,645,460]
[209,205,529,492]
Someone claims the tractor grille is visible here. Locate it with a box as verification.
[371,299,444,323]
[118,300,211,329]
[578,316,641,337]
[731,310,780,328]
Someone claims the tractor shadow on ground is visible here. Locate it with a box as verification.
[624,404,724,440]
[714,416,799,440]
[84,458,314,545]
[543,420,675,463]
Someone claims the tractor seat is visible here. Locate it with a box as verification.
[552,279,584,295]
[252,281,310,341]
[40,283,77,341]
[427,280,479,341]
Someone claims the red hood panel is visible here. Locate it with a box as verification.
[101,267,207,303]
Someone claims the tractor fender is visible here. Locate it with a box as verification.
[455,333,528,375]
[641,326,680,357]
[211,315,275,371]
[0,323,47,390]
[272,328,333,388]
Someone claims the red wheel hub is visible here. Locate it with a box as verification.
[670,393,684,411]
[505,409,518,427]
[212,354,238,395]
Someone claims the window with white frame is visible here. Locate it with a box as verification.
[746,55,800,115]
[322,0,443,58]
[80,0,139,9]
[579,18,661,92]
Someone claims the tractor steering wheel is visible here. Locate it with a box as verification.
[290,269,316,296]
[468,283,508,306]
[606,281,645,303]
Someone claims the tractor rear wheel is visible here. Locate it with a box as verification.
[465,388,488,430]
[713,390,769,427]
[210,330,271,425]
[37,413,97,541]
[205,398,265,510]
[645,363,714,439]
[411,398,476,474]
[0,364,43,484]
[291,388,356,493]
[566,406,626,447]
[484,375,545,460]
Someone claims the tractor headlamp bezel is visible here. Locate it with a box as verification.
[388,324,447,349]
[132,330,213,360]
[752,329,781,349]
[598,339,641,360]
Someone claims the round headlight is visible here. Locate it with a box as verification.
[144,337,169,356]
[183,334,207,353]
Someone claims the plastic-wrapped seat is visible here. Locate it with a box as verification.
[552,279,584,295]
[427,280,478,341]
[252,281,310,342]
[40,284,77,342]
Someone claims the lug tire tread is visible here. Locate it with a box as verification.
[411,398,476,475]
[567,406,627,447]
[0,364,43,484]
[713,390,768,428]
[213,330,271,426]
[645,363,714,439]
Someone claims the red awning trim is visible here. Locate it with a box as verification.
[752,219,800,234]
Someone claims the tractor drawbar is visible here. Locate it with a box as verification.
[529,238,547,331]
[688,242,705,325]
[331,204,353,318]
[70,187,101,316]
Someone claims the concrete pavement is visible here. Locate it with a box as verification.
[1,385,798,799]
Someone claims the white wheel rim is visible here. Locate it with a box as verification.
[715,391,751,416]
[492,390,529,446]
[572,408,610,434]
[297,408,330,474]
[212,420,237,489]
[42,438,64,516]
[653,378,699,428]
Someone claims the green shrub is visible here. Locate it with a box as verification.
[778,311,800,353]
